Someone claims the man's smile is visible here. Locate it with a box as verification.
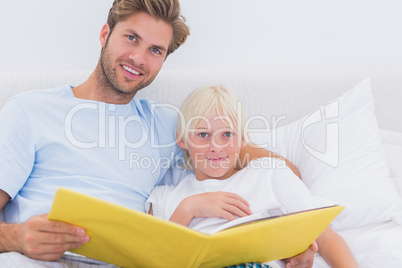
[121,64,143,77]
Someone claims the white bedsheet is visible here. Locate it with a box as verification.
[314,220,402,267]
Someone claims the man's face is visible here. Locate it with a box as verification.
[99,12,173,98]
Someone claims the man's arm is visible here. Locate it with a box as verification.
[0,190,22,254]
[284,242,318,268]
[237,143,300,178]
[0,190,9,213]
[0,189,89,261]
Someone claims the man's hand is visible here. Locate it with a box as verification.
[238,143,300,178]
[14,213,89,261]
[285,242,318,268]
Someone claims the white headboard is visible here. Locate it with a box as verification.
[1,69,401,132]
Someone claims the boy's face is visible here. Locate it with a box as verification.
[98,12,172,99]
[178,114,244,181]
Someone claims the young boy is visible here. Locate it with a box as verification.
[146,85,358,268]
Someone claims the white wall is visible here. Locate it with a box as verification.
[0,0,111,71]
[1,0,401,71]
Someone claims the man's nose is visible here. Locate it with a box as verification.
[128,48,146,67]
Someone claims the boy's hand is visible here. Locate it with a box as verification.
[186,191,252,221]
[169,191,252,226]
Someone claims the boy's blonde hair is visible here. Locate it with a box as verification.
[176,85,247,169]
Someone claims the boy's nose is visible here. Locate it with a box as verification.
[210,145,223,153]
[209,138,225,152]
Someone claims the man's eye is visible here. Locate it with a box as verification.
[224,132,234,137]
[150,47,161,54]
[199,133,209,138]
[128,35,136,41]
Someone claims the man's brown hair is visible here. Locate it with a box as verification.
[107,0,190,56]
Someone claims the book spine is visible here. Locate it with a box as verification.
[188,237,213,268]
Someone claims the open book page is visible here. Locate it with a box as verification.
[210,208,284,234]
[209,205,340,234]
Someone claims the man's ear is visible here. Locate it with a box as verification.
[99,23,111,48]
[177,139,186,150]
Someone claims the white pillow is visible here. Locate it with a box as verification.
[249,78,400,230]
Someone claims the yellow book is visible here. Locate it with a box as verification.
[48,187,344,268]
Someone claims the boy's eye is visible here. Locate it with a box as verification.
[224,132,234,137]
[199,133,209,138]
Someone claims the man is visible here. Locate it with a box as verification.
[0,0,316,267]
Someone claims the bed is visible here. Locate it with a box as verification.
[0,69,401,267]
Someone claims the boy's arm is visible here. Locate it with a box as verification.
[237,143,300,178]
[316,227,359,268]
[168,192,252,226]
[148,204,154,215]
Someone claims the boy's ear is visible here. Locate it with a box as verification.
[177,139,186,149]
[241,138,247,148]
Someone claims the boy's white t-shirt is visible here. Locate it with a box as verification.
[146,157,334,234]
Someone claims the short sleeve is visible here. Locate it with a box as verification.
[0,98,35,199]
[145,184,177,220]
[269,163,334,213]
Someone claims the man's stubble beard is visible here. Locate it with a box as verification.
[97,43,158,99]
